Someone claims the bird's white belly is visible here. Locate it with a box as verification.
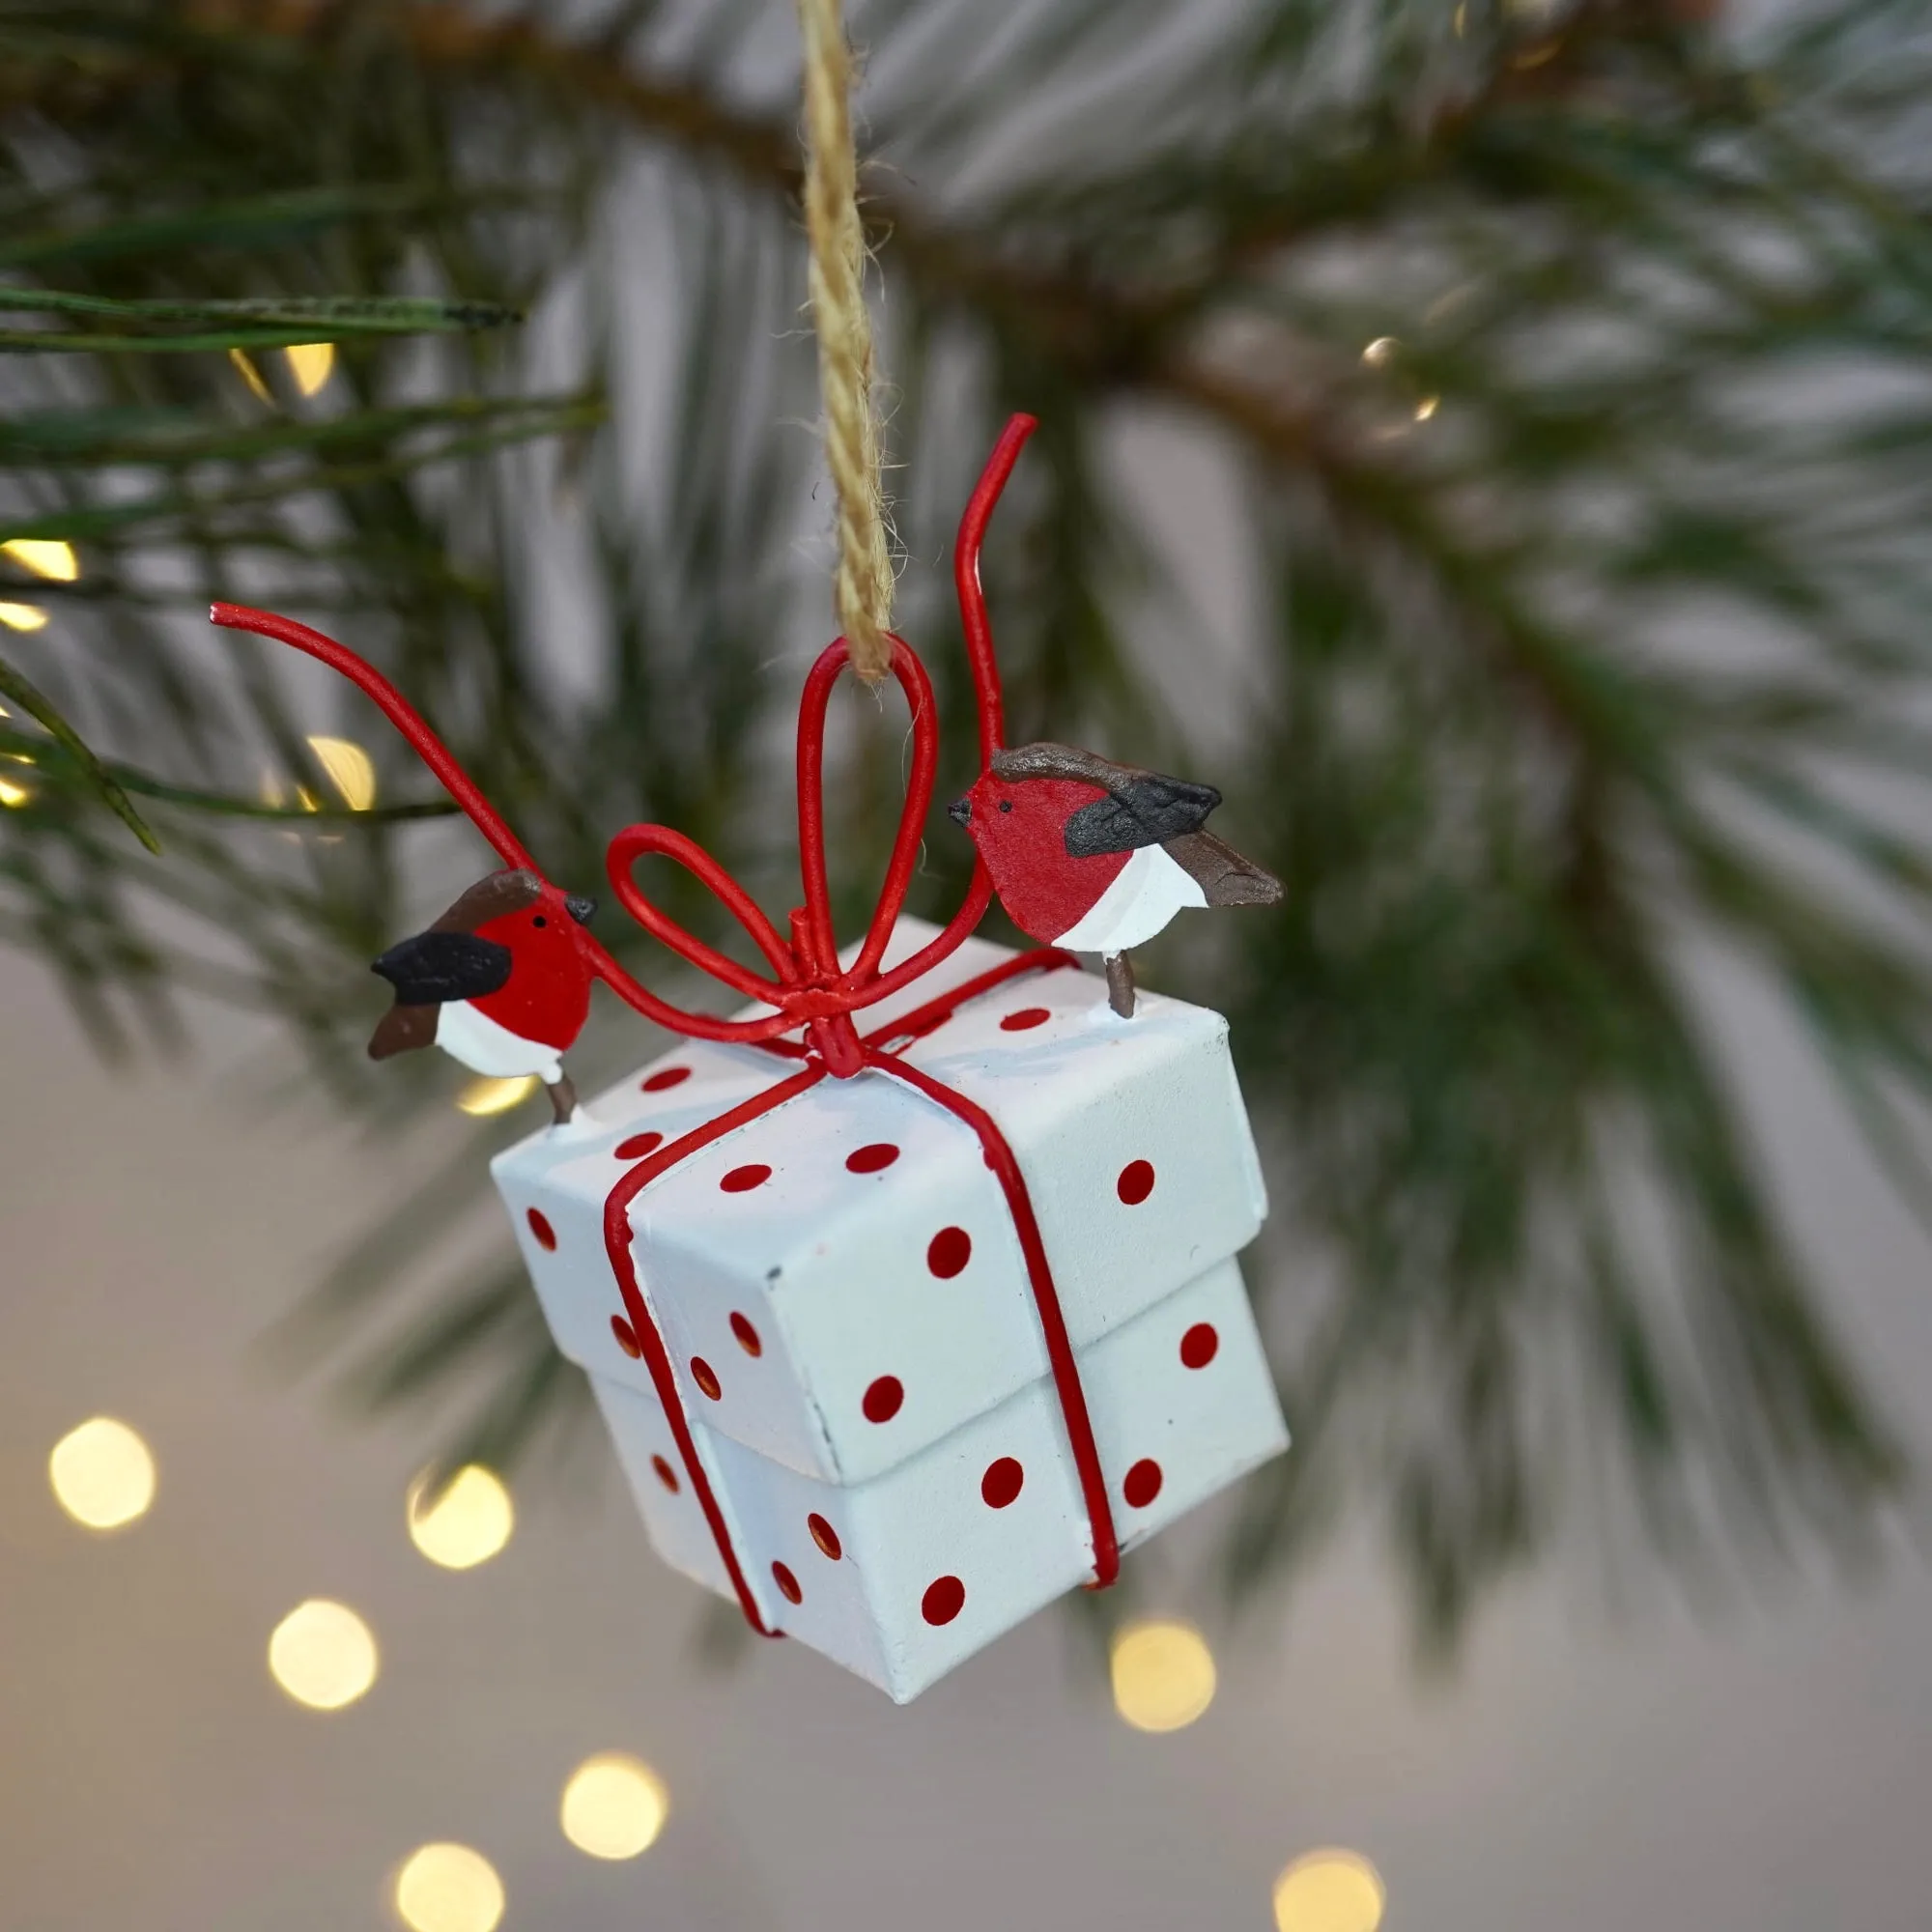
[435,999,564,1084]
[1054,843,1207,954]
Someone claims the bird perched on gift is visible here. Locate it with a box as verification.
[950,743,1282,1016]
[368,869,596,1122]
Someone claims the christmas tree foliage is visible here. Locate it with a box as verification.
[3,0,1927,1649]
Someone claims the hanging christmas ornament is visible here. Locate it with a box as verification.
[947,742,1282,1017]
[210,416,1287,1701]
[205,0,1288,1703]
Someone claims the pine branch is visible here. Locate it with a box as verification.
[4,0,1929,1656]
[0,651,156,850]
[0,288,523,352]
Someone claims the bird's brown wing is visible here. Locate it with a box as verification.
[1163,831,1283,907]
[430,867,544,934]
[368,1002,439,1061]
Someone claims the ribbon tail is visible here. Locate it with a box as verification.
[603,1063,830,1635]
[210,604,540,874]
[867,1044,1121,1590]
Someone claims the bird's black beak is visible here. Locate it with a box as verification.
[565,894,597,926]
[947,796,972,827]
[371,930,513,1006]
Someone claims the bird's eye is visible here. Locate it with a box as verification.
[999,799,1013,813]
[532,915,548,928]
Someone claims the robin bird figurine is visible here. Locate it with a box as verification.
[369,868,597,1123]
[948,742,1282,1016]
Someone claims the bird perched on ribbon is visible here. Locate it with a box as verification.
[204,412,1291,1703]
[949,742,1282,1016]
[368,868,598,1124]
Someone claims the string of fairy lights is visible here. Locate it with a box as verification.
[46,1409,1386,1931]
[20,341,1388,1932]
[46,1415,673,1931]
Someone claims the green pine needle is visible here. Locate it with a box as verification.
[0,650,159,852]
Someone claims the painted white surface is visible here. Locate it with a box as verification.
[435,997,566,1083]
[1054,840,1208,952]
[497,919,1282,1695]
[493,921,1267,1487]
[596,1255,1287,1699]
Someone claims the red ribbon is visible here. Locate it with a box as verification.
[602,943,1113,1637]
[210,412,1123,1639]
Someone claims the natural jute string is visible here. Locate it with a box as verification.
[796,0,895,683]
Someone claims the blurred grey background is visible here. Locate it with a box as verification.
[5,865,1930,1929]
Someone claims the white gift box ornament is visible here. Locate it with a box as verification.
[213,412,1289,1703]
[493,919,1288,1699]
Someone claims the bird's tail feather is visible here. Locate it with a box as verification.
[1163,831,1283,906]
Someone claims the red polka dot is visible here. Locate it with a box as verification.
[721,1163,771,1193]
[642,1065,691,1092]
[651,1455,679,1493]
[846,1142,900,1174]
[526,1208,556,1250]
[1122,1458,1163,1508]
[1117,1159,1156,1206]
[729,1311,762,1357]
[808,1514,842,1560]
[614,1130,664,1160]
[927,1227,972,1278]
[1001,1007,1050,1032]
[980,1458,1025,1509]
[772,1561,802,1605]
[1180,1321,1220,1369]
[691,1357,722,1401]
[922,1576,966,1626]
[611,1316,642,1358]
[862,1376,903,1423]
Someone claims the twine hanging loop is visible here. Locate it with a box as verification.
[796,0,895,684]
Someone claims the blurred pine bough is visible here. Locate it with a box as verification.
[2,0,1928,1651]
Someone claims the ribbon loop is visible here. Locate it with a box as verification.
[606,822,799,1007]
[600,632,946,1063]
[794,635,941,1010]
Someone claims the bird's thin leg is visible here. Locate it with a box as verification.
[1104,952,1136,1018]
[546,1072,579,1125]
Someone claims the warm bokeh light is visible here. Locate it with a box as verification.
[407,1465,515,1570]
[1109,1618,1217,1733]
[393,1843,503,1932]
[456,1074,537,1117]
[0,600,46,630]
[0,776,31,809]
[287,341,336,396]
[2,538,77,582]
[1272,1849,1386,1932]
[268,1599,378,1710]
[1361,336,1399,367]
[48,1417,156,1530]
[1414,394,1440,421]
[306,734,377,810]
[560,1752,669,1860]
[228,348,274,405]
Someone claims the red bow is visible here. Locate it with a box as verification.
[595,412,1036,1074]
[210,412,1122,1644]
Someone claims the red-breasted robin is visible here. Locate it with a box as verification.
[948,742,1281,1015]
[369,869,596,1122]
